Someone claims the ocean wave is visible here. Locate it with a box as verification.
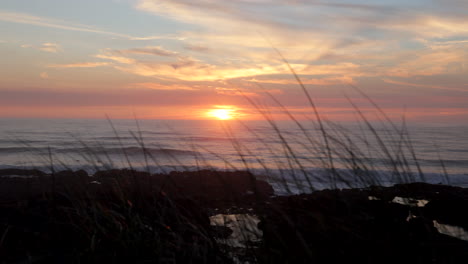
[445,149,468,153]
[0,147,51,153]
[182,136,231,142]
[0,145,199,157]
[55,146,199,156]
[0,139,46,144]
[418,159,468,167]
[94,136,137,140]
[136,130,187,136]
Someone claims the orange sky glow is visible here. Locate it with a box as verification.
[1,0,467,123]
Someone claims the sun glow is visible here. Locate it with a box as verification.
[207,108,235,120]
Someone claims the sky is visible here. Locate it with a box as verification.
[0,0,467,122]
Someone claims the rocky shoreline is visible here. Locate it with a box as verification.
[1,168,468,263]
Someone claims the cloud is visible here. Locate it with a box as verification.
[214,87,259,97]
[0,10,183,41]
[11,1,463,98]
[112,60,287,81]
[31,0,443,93]
[383,78,468,93]
[135,1,468,61]
[184,44,212,53]
[0,10,133,38]
[248,76,355,86]
[125,1,360,81]
[119,46,178,56]
[129,82,198,90]
[40,43,61,53]
[21,42,62,53]
[385,48,467,77]
[48,62,110,68]
[95,53,136,64]
[135,0,340,50]
[378,16,468,39]
[128,34,187,41]
[92,42,364,82]
[95,47,291,81]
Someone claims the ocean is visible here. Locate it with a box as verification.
[1,118,467,193]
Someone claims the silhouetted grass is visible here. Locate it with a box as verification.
[0,60,460,263]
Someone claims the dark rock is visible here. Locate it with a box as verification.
[255,184,468,263]
[211,225,234,239]
[55,169,88,178]
[0,168,46,177]
[93,168,150,179]
[159,170,274,198]
[425,199,468,230]
[3,168,468,263]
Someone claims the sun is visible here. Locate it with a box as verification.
[208,109,234,120]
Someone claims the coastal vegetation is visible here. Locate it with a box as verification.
[2,0,467,263]
[1,85,467,263]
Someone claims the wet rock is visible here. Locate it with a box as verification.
[255,185,468,263]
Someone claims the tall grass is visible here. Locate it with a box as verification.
[1,62,456,263]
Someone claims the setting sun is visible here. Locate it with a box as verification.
[207,109,234,120]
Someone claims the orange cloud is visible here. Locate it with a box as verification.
[48,62,110,68]
[21,42,61,53]
[95,53,136,64]
[129,82,198,91]
[106,55,291,81]
[40,43,61,53]
[248,76,355,85]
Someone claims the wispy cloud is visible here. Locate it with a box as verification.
[0,10,182,41]
[135,0,468,76]
[95,53,136,64]
[248,76,355,86]
[40,43,61,53]
[115,46,178,57]
[385,48,467,77]
[184,44,212,53]
[111,60,288,81]
[95,47,287,81]
[21,42,61,53]
[383,78,468,93]
[0,10,132,38]
[48,62,110,68]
